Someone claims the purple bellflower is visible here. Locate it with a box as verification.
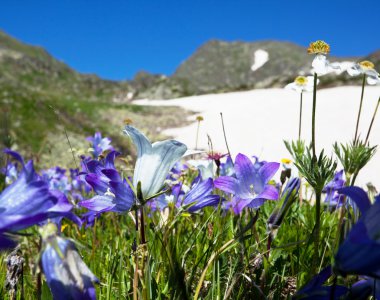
[79,151,135,213]
[124,125,187,200]
[148,176,221,213]
[86,132,113,158]
[40,223,98,300]
[0,150,74,250]
[293,266,348,299]
[214,153,280,214]
[334,186,380,278]
[323,170,345,208]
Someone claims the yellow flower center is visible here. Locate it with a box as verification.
[307,40,330,55]
[196,116,204,122]
[124,118,133,125]
[294,76,308,86]
[359,60,375,70]
[281,158,292,164]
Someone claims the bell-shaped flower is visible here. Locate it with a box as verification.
[307,40,341,76]
[124,125,187,200]
[285,76,319,93]
[267,177,300,238]
[40,223,98,300]
[334,186,380,278]
[293,266,348,299]
[347,60,380,85]
[323,170,345,208]
[86,132,113,158]
[79,151,135,213]
[214,153,279,214]
[0,151,74,250]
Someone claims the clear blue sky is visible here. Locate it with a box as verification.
[1,0,379,80]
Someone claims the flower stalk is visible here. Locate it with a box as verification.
[354,74,367,144]
[365,97,380,145]
[298,92,303,140]
[312,73,318,160]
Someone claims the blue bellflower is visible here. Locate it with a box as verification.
[40,223,98,300]
[334,186,380,278]
[293,266,348,299]
[0,150,74,250]
[214,153,279,214]
[79,151,135,213]
[86,132,113,158]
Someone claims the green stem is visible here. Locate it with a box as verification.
[312,73,318,160]
[354,74,366,144]
[195,121,201,150]
[299,92,303,140]
[365,97,380,145]
[314,191,321,271]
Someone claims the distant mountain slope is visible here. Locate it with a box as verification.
[0,30,187,166]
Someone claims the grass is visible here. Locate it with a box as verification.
[0,188,343,299]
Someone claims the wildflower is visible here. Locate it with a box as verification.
[214,153,279,214]
[293,266,348,299]
[308,40,341,76]
[0,150,74,250]
[334,186,380,278]
[87,132,113,158]
[285,76,319,93]
[40,223,98,300]
[347,60,380,85]
[323,170,345,208]
[267,178,300,239]
[79,151,135,213]
[179,176,221,212]
[124,125,187,200]
[41,167,71,195]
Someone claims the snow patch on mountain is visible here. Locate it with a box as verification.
[251,49,269,72]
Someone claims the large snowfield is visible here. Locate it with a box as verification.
[135,86,380,188]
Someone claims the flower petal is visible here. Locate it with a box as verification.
[79,195,116,212]
[214,176,239,195]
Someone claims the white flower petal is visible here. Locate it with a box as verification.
[347,64,362,77]
[364,69,379,78]
[367,75,380,85]
[124,126,187,199]
[312,54,329,76]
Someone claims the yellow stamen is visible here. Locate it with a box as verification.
[281,158,292,164]
[294,76,308,86]
[359,60,375,70]
[307,40,330,55]
[124,118,133,125]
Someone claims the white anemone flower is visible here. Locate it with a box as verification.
[285,76,319,93]
[124,126,187,200]
[347,60,380,85]
[308,40,341,76]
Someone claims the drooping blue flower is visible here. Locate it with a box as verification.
[349,277,380,300]
[214,153,279,214]
[40,223,98,300]
[0,151,75,250]
[267,177,300,236]
[334,186,380,278]
[293,266,348,299]
[182,176,222,212]
[86,132,113,158]
[124,125,187,200]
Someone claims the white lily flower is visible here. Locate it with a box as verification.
[347,60,380,85]
[307,40,341,76]
[285,76,319,93]
[124,126,187,199]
